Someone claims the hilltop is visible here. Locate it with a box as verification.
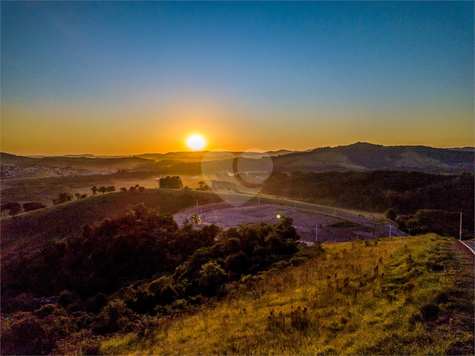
[2,143,473,181]
[271,142,474,174]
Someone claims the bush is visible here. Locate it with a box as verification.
[22,202,46,212]
[385,208,397,221]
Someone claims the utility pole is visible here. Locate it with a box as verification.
[459,212,462,241]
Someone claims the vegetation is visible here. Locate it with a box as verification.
[1,202,22,216]
[262,171,474,237]
[397,209,470,238]
[159,176,183,189]
[100,234,474,355]
[1,190,220,260]
[197,181,210,191]
[1,203,305,354]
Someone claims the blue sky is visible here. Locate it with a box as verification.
[1,1,473,155]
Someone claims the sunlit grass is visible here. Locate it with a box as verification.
[100,234,474,355]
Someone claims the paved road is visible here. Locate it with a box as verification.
[460,240,475,254]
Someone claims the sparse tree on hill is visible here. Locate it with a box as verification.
[98,187,107,194]
[129,186,137,193]
[75,193,82,200]
[106,186,116,193]
[138,186,145,192]
[81,193,87,199]
[120,187,127,193]
[91,186,98,195]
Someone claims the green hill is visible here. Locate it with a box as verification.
[101,234,474,355]
[1,189,220,259]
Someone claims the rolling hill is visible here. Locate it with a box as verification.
[0,189,220,259]
[271,142,474,173]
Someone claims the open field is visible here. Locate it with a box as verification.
[1,173,205,207]
[101,234,474,355]
[174,203,401,244]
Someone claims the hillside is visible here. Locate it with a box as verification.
[1,190,473,355]
[1,189,220,259]
[101,234,474,355]
[271,142,474,173]
[1,204,306,355]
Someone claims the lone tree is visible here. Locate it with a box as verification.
[190,213,201,226]
[91,186,98,195]
[384,208,397,221]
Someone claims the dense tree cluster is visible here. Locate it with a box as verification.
[397,209,470,238]
[91,186,115,195]
[262,171,474,236]
[1,204,308,354]
[159,176,183,189]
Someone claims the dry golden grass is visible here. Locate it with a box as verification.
[100,234,474,355]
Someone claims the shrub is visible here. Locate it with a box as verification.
[22,202,46,212]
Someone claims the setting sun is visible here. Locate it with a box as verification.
[186,134,207,151]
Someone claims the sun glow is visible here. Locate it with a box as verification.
[186,134,207,151]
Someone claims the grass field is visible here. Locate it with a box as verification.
[1,189,220,258]
[101,234,474,355]
[1,173,206,207]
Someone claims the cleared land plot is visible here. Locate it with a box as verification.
[174,204,392,244]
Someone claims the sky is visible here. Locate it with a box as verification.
[1,1,474,155]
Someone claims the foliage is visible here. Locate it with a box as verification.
[101,234,474,356]
[159,176,183,189]
[22,201,47,212]
[1,202,22,216]
[397,209,468,238]
[263,171,474,236]
[385,208,397,220]
[52,192,73,205]
[1,205,304,354]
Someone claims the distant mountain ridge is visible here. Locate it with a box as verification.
[271,142,474,173]
[2,143,474,174]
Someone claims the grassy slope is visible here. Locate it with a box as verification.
[1,190,220,258]
[101,234,474,355]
